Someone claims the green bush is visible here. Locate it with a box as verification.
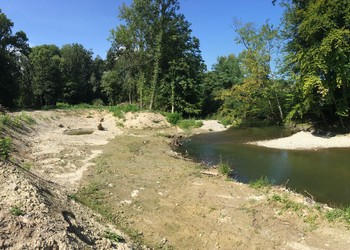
[92,99,105,106]
[0,137,12,160]
[166,112,182,125]
[178,119,203,130]
[109,104,140,118]
[55,102,72,109]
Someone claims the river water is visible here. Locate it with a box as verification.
[177,127,350,207]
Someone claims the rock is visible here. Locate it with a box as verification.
[97,123,105,131]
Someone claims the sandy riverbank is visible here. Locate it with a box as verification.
[249,131,350,150]
[3,110,350,249]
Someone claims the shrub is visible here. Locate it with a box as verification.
[0,137,12,160]
[177,119,203,130]
[55,102,72,109]
[166,112,182,125]
[92,99,105,106]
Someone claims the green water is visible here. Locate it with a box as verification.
[177,127,350,207]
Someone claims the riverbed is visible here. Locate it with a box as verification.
[177,127,350,207]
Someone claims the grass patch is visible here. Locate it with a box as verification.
[218,162,232,177]
[73,182,114,221]
[0,137,12,160]
[10,206,25,216]
[0,114,12,128]
[249,176,272,190]
[0,112,36,132]
[108,104,140,119]
[104,230,125,243]
[325,207,350,224]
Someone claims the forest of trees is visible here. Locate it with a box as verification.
[1,0,350,128]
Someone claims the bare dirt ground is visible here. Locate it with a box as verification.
[2,109,350,249]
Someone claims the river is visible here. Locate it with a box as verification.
[176,127,350,207]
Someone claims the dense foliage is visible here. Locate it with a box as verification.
[281,0,350,128]
[1,0,350,128]
[105,0,205,115]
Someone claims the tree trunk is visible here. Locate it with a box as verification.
[275,91,284,121]
[149,32,162,110]
[171,80,175,113]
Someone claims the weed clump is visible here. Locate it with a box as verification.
[249,176,272,190]
[0,137,12,160]
[104,230,125,243]
[10,206,25,216]
[325,207,350,224]
[218,162,232,177]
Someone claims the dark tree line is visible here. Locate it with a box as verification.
[0,9,107,108]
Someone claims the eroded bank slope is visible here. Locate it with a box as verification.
[0,110,132,249]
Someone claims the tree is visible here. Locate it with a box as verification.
[107,0,205,114]
[60,43,93,104]
[30,45,62,106]
[0,9,30,107]
[90,56,106,103]
[201,54,243,117]
[282,0,350,127]
[218,20,285,124]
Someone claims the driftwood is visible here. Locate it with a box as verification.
[63,128,94,135]
[200,171,219,177]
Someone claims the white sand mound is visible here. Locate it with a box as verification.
[249,131,350,150]
[199,120,228,132]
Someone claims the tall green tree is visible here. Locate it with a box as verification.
[218,20,285,124]
[282,0,350,127]
[60,43,93,104]
[107,0,205,114]
[90,56,106,103]
[30,45,62,106]
[0,9,30,107]
[201,54,243,117]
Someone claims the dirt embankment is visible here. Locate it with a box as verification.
[2,110,350,249]
[0,110,132,249]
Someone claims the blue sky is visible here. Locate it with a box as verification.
[1,0,284,69]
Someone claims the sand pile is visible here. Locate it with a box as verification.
[250,131,350,150]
